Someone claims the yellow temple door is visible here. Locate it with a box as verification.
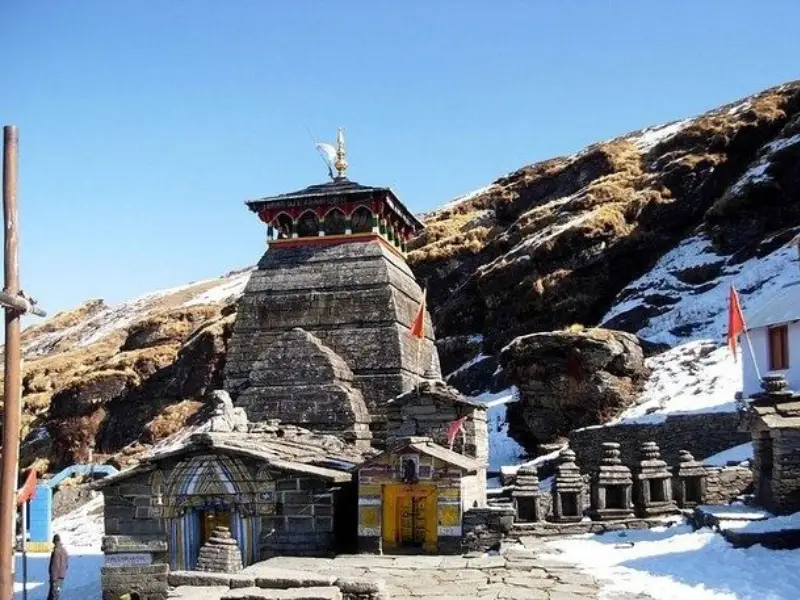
[382,484,437,553]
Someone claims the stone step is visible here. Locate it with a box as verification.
[222,587,341,600]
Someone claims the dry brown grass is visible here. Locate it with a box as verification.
[142,400,204,444]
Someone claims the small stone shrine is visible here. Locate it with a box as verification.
[512,464,545,522]
[675,450,708,509]
[195,525,243,573]
[590,442,634,521]
[551,448,586,522]
[633,441,677,518]
[357,437,485,554]
[746,374,800,514]
[385,380,488,461]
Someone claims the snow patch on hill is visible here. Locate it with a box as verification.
[601,230,797,424]
[610,342,741,425]
[23,270,251,357]
[468,387,526,471]
[603,232,798,346]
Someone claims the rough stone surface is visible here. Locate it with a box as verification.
[235,328,372,446]
[551,448,587,522]
[207,390,249,433]
[501,329,648,445]
[747,374,800,515]
[226,241,441,443]
[384,379,488,461]
[196,526,244,573]
[633,442,677,518]
[590,443,634,521]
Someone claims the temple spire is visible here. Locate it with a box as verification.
[334,127,348,180]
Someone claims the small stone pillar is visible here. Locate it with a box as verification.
[590,442,634,521]
[512,464,545,522]
[675,450,708,509]
[196,526,243,573]
[634,441,677,518]
[551,448,586,522]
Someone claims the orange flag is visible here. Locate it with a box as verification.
[409,289,427,339]
[728,285,746,361]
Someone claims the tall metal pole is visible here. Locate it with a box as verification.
[0,125,22,600]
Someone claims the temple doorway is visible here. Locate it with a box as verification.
[382,484,437,553]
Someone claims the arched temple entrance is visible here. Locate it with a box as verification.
[162,455,261,569]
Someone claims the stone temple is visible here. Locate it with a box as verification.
[225,131,440,446]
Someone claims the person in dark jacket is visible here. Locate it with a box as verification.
[47,534,68,600]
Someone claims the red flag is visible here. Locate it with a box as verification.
[445,416,468,448]
[728,285,746,361]
[16,469,37,506]
[409,289,427,339]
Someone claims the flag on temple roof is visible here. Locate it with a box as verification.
[445,416,468,449]
[409,289,427,339]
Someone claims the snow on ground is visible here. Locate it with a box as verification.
[499,445,564,479]
[598,231,797,423]
[545,523,800,600]
[15,495,104,600]
[607,341,741,425]
[734,511,800,534]
[182,269,251,307]
[627,119,691,152]
[703,443,753,467]
[468,387,527,471]
[51,493,104,551]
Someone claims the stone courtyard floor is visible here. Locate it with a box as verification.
[169,536,654,600]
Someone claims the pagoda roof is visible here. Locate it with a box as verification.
[246,177,424,231]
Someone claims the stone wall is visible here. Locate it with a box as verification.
[226,241,441,442]
[101,563,169,600]
[569,412,748,472]
[703,466,753,504]
[261,476,340,558]
[754,426,800,514]
[462,507,514,553]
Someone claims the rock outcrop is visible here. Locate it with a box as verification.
[501,328,648,445]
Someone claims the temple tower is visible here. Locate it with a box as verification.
[225,130,440,444]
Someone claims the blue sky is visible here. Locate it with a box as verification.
[2,1,800,315]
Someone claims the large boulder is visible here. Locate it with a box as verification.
[500,328,648,445]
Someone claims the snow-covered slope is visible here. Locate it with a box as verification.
[601,229,797,424]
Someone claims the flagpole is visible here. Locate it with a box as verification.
[742,327,762,381]
[731,285,762,382]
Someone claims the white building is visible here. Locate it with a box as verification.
[742,281,800,397]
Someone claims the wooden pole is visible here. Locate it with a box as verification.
[0,125,22,600]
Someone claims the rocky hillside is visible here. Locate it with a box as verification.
[412,81,800,356]
[6,270,250,472]
[9,80,800,472]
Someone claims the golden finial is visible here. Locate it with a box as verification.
[334,127,348,179]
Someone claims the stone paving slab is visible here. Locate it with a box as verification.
[169,585,230,599]
[180,547,658,600]
[223,587,342,600]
